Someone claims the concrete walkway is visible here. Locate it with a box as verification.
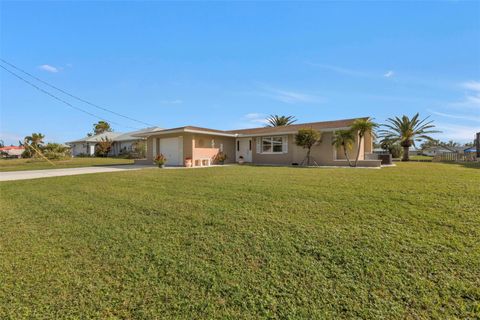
[0,165,151,182]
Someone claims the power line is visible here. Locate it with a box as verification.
[0,58,155,127]
[0,64,140,130]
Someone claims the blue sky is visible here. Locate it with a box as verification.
[1,1,479,145]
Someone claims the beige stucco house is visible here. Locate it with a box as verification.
[133,117,381,167]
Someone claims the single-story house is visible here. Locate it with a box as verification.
[422,146,464,157]
[67,127,159,156]
[475,132,480,158]
[0,146,25,158]
[133,117,381,167]
[464,147,477,154]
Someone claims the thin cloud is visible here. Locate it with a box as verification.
[306,62,369,77]
[428,109,480,123]
[449,80,480,109]
[159,99,183,104]
[384,70,395,78]
[38,64,59,73]
[256,83,323,104]
[462,81,480,92]
[434,123,480,142]
[244,113,268,125]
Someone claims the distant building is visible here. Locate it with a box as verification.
[66,127,160,157]
[476,132,480,158]
[0,146,25,158]
[421,146,456,157]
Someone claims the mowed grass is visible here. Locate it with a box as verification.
[0,163,479,319]
[409,155,433,161]
[0,157,134,172]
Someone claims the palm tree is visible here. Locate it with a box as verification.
[266,115,296,127]
[351,118,378,167]
[332,129,355,167]
[93,121,112,135]
[24,133,45,157]
[378,113,439,161]
[295,128,321,166]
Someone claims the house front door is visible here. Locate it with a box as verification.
[236,138,252,162]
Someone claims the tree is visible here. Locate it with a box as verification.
[23,133,45,158]
[43,143,70,160]
[381,139,403,159]
[442,140,460,148]
[133,141,146,158]
[266,115,297,127]
[93,121,112,135]
[420,139,440,150]
[295,128,321,166]
[351,118,378,167]
[332,130,355,167]
[95,137,113,157]
[0,140,4,148]
[378,113,439,161]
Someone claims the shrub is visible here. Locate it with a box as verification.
[154,154,167,166]
[295,129,322,166]
[42,143,71,160]
[215,152,227,163]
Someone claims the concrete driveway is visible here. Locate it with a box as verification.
[0,165,152,182]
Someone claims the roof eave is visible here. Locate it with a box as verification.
[235,126,352,137]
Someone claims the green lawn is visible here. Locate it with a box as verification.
[409,155,433,161]
[1,163,479,318]
[0,157,134,172]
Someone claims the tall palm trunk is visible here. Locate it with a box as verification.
[354,135,363,167]
[343,144,353,167]
[402,146,410,161]
[306,148,311,166]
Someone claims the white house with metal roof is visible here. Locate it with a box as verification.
[67,127,160,156]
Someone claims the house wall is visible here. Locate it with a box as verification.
[192,134,236,164]
[146,133,192,163]
[252,135,293,165]
[250,131,379,167]
[146,132,235,165]
[70,143,88,156]
[251,132,337,165]
[143,129,379,167]
[110,140,140,156]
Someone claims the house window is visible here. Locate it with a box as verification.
[211,139,215,148]
[249,140,252,151]
[237,140,240,151]
[262,136,283,153]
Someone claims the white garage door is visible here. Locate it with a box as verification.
[160,137,183,166]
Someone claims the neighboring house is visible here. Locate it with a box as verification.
[422,146,458,157]
[67,127,159,156]
[0,146,25,158]
[476,132,480,158]
[133,117,381,167]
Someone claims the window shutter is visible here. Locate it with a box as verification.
[283,136,288,153]
[256,138,261,154]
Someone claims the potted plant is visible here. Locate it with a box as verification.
[238,155,244,165]
[215,152,227,165]
[184,157,192,167]
[154,154,167,168]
